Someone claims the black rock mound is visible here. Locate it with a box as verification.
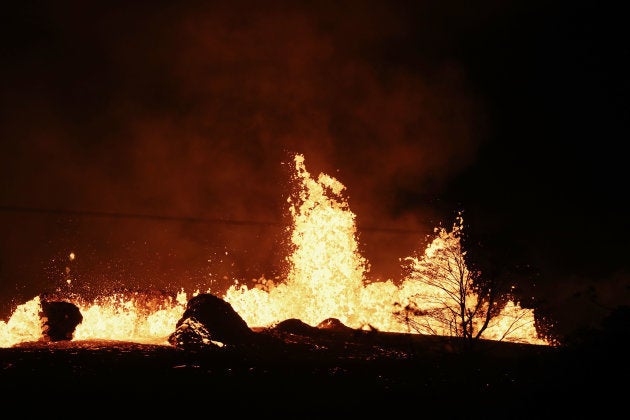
[317,317,354,332]
[168,293,257,348]
[273,318,317,335]
[39,300,83,341]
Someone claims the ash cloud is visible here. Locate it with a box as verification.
[0,1,489,315]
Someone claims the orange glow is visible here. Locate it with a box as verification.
[0,291,190,347]
[0,296,44,347]
[226,154,370,327]
[71,289,189,344]
[0,153,550,347]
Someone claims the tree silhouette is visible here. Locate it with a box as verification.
[394,213,538,349]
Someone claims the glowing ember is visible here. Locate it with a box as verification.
[0,153,550,347]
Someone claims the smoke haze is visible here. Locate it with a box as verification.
[1,1,490,316]
[3,1,628,339]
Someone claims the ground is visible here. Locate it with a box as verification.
[0,327,624,417]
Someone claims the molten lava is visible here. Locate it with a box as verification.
[0,153,550,348]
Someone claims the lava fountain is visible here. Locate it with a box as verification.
[0,153,550,348]
[225,153,370,328]
[225,154,548,345]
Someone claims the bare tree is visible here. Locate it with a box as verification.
[394,213,533,350]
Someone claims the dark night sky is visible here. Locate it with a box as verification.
[1,1,628,336]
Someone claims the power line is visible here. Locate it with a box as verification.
[0,205,425,234]
[0,205,277,227]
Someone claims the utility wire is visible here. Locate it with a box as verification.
[0,205,425,234]
[0,205,277,226]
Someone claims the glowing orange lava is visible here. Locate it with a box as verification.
[225,154,548,345]
[0,153,550,347]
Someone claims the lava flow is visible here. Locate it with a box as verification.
[0,153,550,348]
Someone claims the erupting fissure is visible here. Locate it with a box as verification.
[0,153,550,347]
